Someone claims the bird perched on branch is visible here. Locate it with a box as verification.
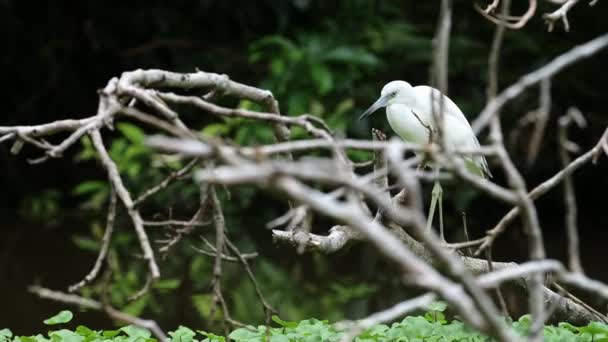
[360,80,491,240]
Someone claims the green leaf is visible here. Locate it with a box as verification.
[0,329,12,341]
[270,59,286,76]
[269,335,289,342]
[43,310,74,325]
[120,325,151,339]
[237,100,259,111]
[72,181,106,196]
[271,316,298,328]
[579,322,608,335]
[250,35,296,54]
[228,328,262,341]
[334,99,354,115]
[152,278,181,291]
[74,325,98,339]
[102,330,121,338]
[48,329,84,342]
[310,63,333,95]
[323,47,379,66]
[74,136,96,162]
[197,331,225,342]
[169,326,196,342]
[558,322,579,333]
[72,236,100,253]
[117,123,145,144]
[426,301,447,312]
[201,123,230,137]
[122,295,148,317]
[192,294,222,320]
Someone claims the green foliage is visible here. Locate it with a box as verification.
[42,310,73,325]
[7,310,608,342]
[250,33,379,107]
[73,124,196,211]
[169,326,198,341]
[0,329,12,342]
[249,30,380,138]
[230,317,342,342]
[18,189,61,223]
[423,301,448,325]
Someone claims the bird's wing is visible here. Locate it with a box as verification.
[413,85,469,126]
[413,85,492,178]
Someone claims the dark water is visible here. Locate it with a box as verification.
[0,220,112,334]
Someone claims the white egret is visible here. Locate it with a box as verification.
[360,80,491,240]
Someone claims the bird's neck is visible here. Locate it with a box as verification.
[390,93,418,108]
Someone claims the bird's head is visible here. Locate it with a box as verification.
[359,81,413,120]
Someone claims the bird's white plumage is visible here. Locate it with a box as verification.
[373,80,491,177]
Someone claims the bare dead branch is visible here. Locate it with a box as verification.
[157,92,332,138]
[273,225,363,253]
[90,129,160,280]
[119,106,193,139]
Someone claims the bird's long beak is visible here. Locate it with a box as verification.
[359,95,389,120]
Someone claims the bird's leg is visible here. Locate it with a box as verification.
[425,180,440,233]
[425,180,445,241]
[437,181,445,242]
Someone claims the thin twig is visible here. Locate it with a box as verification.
[558,107,586,273]
[225,237,277,326]
[191,244,258,262]
[461,212,473,256]
[485,248,512,321]
[69,189,117,292]
[543,0,580,32]
[134,158,199,207]
[475,0,536,29]
[208,185,231,333]
[157,185,210,257]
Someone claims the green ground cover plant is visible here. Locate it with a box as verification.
[4,307,608,342]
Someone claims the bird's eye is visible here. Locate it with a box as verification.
[392,92,397,97]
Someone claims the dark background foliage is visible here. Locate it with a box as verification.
[1,0,607,335]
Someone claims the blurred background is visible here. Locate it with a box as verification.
[1,0,607,335]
